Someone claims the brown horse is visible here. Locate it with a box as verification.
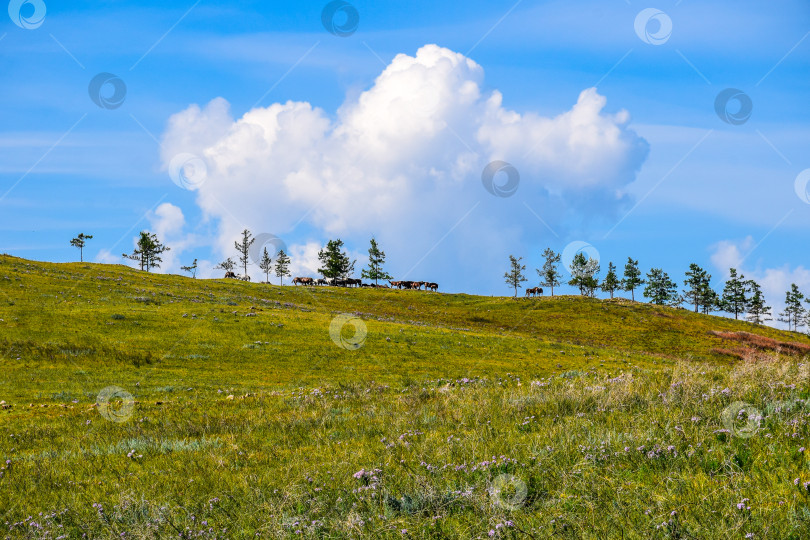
[525,287,543,297]
[426,282,438,291]
[292,277,313,286]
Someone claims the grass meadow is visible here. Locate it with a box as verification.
[2,254,810,538]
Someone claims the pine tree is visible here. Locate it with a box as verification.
[683,263,711,313]
[568,252,600,297]
[144,233,168,271]
[583,272,600,298]
[537,248,562,296]
[621,257,644,301]
[805,299,810,334]
[568,253,586,295]
[643,268,679,306]
[234,229,255,277]
[181,259,198,279]
[745,280,771,325]
[720,268,750,320]
[258,248,273,283]
[122,232,169,272]
[361,237,392,285]
[70,233,93,262]
[215,257,236,274]
[778,284,806,331]
[504,255,527,297]
[601,262,620,299]
[274,249,291,285]
[698,281,719,315]
[318,239,353,279]
[796,294,808,333]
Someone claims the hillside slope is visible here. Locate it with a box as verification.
[1,254,807,393]
[3,255,810,538]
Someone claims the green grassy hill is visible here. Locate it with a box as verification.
[2,255,810,538]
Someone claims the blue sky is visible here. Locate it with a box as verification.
[1,0,809,325]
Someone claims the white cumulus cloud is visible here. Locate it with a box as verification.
[160,44,649,292]
[710,236,755,272]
